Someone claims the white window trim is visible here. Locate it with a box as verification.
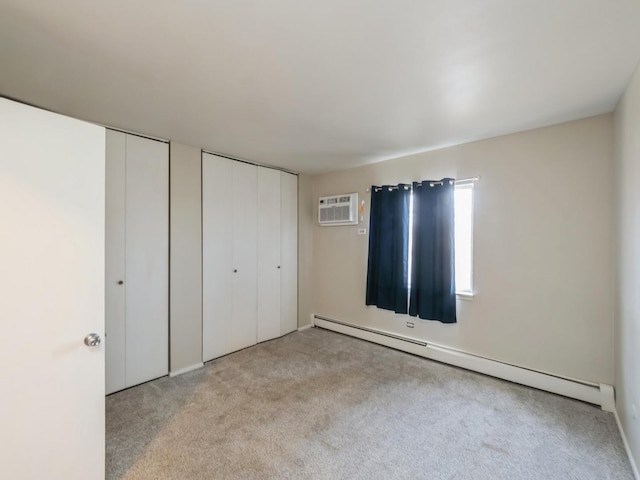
[456,291,475,301]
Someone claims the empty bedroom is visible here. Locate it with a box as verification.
[1,1,640,479]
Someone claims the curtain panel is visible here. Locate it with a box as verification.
[409,179,457,324]
[365,184,410,314]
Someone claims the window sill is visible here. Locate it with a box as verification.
[456,292,474,301]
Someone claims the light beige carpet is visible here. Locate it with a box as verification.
[106,327,633,479]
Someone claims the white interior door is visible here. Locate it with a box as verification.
[202,154,234,360]
[0,98,105,479]
[231,161,258,351]
[257,167,281,342]
[125,135,169,387]
[280,172,298,334]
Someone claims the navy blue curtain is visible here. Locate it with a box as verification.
[409,179,456,323]
[366,185,410,314]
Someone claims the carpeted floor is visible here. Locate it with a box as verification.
[106,328,633,479]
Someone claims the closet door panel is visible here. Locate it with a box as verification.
[257,168,281,343]
[202,154,234,361]
[124,135,169,387]
[105,130,126,395]
[280,172,298,335]
[231,161,258,352]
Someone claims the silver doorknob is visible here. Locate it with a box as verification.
[84,333,101,347]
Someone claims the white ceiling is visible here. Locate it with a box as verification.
[1,1,639,174]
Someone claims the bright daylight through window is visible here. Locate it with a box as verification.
[453,183,474,295]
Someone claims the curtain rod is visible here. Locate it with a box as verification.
[368,176,479,192]
[455,175,480,183]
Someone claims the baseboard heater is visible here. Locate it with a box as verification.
[312,315,615,412]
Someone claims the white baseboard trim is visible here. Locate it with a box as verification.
[313,315,612,409]
[169,362,204,377]
[297,324,313,332]
[614,408,640,479]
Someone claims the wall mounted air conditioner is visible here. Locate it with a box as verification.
[318,193,358,226]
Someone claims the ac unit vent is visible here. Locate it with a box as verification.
[318,193,358,226]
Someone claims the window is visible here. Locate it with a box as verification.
[454,182,474,295]
[366,177,475,323]
[406,182,474,296]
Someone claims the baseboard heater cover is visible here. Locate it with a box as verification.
[312,315,614,411]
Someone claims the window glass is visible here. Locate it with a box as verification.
[454,183,474,294]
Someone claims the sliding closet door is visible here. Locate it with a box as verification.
[257,168,281,343]
[280,172,298,334]
[125,135,169,387]
[231,161,258,351]
[202,154,234,361]
[105,131,126,394]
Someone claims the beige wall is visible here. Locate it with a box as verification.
[614,62,640,471]
[298,174,314,327]
[307,115,615,384]
[169,142,203,373]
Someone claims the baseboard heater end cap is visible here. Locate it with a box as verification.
[599,384,615,412]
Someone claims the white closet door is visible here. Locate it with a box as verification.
[257,168,281,343]
[280,172,298,335]
[202,154,234,361]
[231,161,258,351]
[125,135,169,387]
[105,130,126,395]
